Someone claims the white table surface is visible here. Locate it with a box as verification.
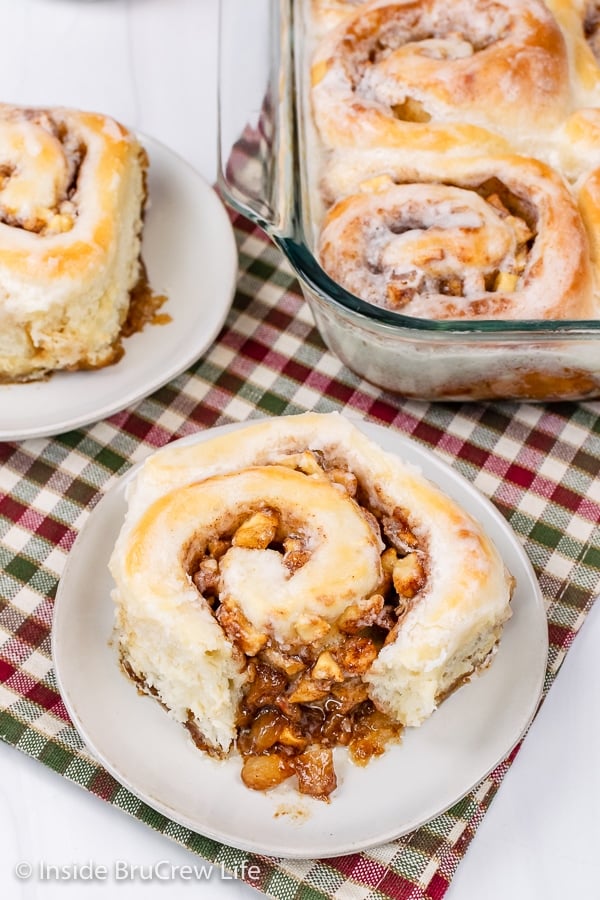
[0,1,599,898]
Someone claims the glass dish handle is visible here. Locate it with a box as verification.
[217,0,295,239]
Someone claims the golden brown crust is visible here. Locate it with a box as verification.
[311,0,570,153]
[0,108,138,274]
[308,0,600,322]
[545,0,600,97]
[111,413,514,767]
[0,105,149,382]
[319,153,594,320]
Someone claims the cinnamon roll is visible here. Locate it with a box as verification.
[110,413,513,800]
[544,0,600,102]
[310,0,570,154]
[318,151,595,320]
[0,104,147,382]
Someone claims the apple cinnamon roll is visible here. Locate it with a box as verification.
[310,0,570,154]
[110,413,513,800]
[318,151,595,320]
[0,104,147,382]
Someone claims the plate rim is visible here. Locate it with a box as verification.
[0,133,237,442]
[53,418,549,858]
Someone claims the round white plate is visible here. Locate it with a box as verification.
[0,135,237,442]
[53,420,548,859]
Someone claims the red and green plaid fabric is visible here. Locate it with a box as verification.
[1,209,599,900]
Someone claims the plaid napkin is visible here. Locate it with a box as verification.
[1,208,599,900]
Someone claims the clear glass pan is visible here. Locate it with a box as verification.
[218,0,600,401]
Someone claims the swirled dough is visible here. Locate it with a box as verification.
[0,104,147,382]
[310,0,570,154]
[544,0,600,103]
[318,151,594,319]
[110,413,513,783]
[123,466,383,643]
[306,0,600,322]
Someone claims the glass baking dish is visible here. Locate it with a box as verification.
[217,0,600,402]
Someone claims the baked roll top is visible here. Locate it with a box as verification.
[544,0,600,103]
[310,0,570,154]
[318,151,595,319]
[0,104,147,381]
[306,0,600,324]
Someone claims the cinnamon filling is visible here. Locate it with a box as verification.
[344,2,511,93]
[391,98,432,123]
[186,449,429,800]
[473,178,537,291]
[584,2,600,62]
[363,176,537,308]
[0,112,86,235]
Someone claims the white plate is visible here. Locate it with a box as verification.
[0,135,237,442]
[53,421,548,859]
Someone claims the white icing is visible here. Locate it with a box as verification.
[317,152,596,319]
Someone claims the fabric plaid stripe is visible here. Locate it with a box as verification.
[1,209,599,900]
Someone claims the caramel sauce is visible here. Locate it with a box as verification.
[274,804,311,822]
[437,369,600,401]
[235,668,402,800]
[121,261,170,337]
